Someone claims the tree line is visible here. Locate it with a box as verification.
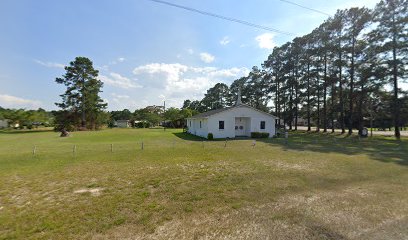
[182,0,408,138]
[0,107,54,129]
[53,57,195,130]
[109,106,196,128]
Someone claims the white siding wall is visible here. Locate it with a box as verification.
[207,106,275,138]
[208,115,235,138]
[187,118,208,138]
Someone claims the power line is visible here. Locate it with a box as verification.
[279,0,331,17]
[146,0,295,36]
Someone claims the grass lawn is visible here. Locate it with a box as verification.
[0,128,407,239]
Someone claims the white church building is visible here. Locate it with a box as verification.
[186,93,277,139]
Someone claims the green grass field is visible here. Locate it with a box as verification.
[0,128,407,239]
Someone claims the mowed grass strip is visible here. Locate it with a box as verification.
[0,128,407,239]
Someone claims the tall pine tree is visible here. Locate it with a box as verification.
[55,57,107,130]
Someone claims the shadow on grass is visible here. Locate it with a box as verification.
[258,131,408,167]
[0,129,54,134]
[173,132,207,141]
[173,132,254,142]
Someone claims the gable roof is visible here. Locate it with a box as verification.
[188,103,277,119]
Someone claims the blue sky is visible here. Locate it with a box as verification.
[0,0,382,110]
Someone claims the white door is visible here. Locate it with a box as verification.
[235,125,245,136]
[235,118,246,136]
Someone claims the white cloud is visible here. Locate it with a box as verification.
[108,93,141,110]
[131,63,249,107]
[187,48,194,55]
[109,57,126,65]
[99,72,142,89]
[255,33,276,50]
[199,52,215,63]
[133,63,189,86]
[0,94,42,109]
[208,67,250,78]
[34,60,65,69]
[111,93,130,99]
[220,36,230,45]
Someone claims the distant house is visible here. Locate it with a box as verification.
[186,92,277,139]
[0,119,9,128]
[115,120,131,128]
[294,117,308,126]
[291,117,314,127]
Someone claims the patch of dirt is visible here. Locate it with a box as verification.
[260,159,315,171]
[92,183,408,240]
[275,161,313,171]
[74,188,104,196]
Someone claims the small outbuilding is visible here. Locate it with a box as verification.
[0,119,9,128]
[115,120,131,128]
[186,92,277,139]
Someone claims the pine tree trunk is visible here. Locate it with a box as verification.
[81,89,86,129]
[294,68,299,131]
[307,62,311,131]
[392,12,401,139]
[348,33,355,135]
[339,49,345,134]
[277,76,280,122]
[316,79,320,132]
[289,78,294,130]
[358,83,365,136]
[323,53,328,132]
[331,76,335,133]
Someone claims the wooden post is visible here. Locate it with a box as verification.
[32,146,36,156]
[141,141,144,150]
[73,145,76,157]
[111,143,113,153]
[224,140,227,148]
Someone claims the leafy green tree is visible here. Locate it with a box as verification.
[110,109,132,121]
[343,7,372,134]
[55,57,107,130]
[330,10,347,133]
[164,107,181,128]
[228,77,248,106]
[181,99,192,109]
[370,0,408,139]
[201,83,229,110]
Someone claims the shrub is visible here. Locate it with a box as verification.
[251,132,269,138]
[207,133,214,140]
[135,121,150,128]
[251,132,261,138]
